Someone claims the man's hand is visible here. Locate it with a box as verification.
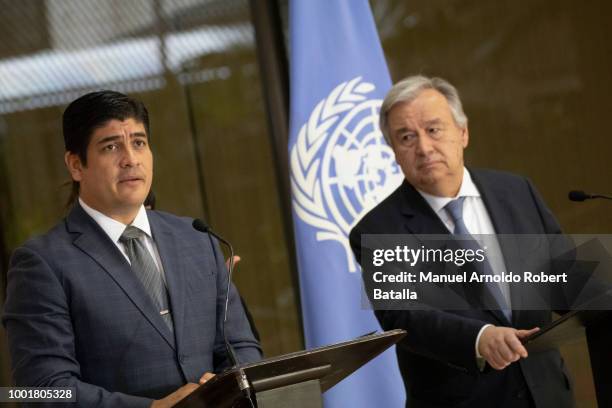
[199,372,216,385]
[477,326,540,370]
[225,255,241,271]
[150,373,215,407]
[151,383,199,408]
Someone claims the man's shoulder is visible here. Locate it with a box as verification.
[8,218,77,274]
[19,217,72,253]
[470,167,527,184]
[470,168,533,194]
[351,182,407,237]
[147,210,210,241]
[148,209,194,230]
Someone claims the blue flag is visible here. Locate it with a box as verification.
[289,1,405,407]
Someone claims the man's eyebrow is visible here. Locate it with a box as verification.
[423,118,443,126]
[96,132,147,145]
[392,126,415,134]
[96,135,120,145]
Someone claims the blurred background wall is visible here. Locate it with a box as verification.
[1,1,611,407]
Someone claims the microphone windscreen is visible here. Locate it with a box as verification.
[192,218,210,233]
[568,190,589,202]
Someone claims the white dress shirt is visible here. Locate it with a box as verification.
[416,168,510,361]
[78,198,165,275]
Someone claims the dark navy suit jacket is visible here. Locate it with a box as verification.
[350,169,574,408]
[3,203,262,407]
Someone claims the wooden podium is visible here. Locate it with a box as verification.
[175,329,406,408]
[523,308,612,407]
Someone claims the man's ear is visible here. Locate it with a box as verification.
[64,151,84,182]
[462,126,469,148]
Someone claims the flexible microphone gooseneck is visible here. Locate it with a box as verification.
[192,219,239,368]
[192,219,253,405]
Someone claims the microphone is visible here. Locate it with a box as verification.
[191,218,255,407]
[192,219,239,368]
[568,190,612,202]
[192,221,254,406]
[568,190,590,201]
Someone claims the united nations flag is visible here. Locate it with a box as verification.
[289,1,405,406]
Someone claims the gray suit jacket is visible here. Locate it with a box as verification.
[2,203,262,407]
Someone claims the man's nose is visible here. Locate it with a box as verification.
[120,145,139,167]
[415,132,434,155]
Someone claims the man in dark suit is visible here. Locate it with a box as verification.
[350,76,573,408]
[2,91,262,407]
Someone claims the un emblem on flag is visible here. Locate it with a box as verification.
[290,77,403,272]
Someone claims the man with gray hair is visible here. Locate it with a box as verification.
[350,76,573,407]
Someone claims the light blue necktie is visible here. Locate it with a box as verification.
[445,197,512,322]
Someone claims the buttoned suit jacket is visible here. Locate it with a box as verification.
[349,169,574,408]
[3,203,262,407]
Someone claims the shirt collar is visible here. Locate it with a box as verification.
[417,167,481,214]
[78,198,152,243]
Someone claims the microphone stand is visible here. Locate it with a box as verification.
[192,220,255,407]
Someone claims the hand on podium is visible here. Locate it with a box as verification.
[151,372,216,408]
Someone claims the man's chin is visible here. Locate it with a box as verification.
[115,193,147,209]
[416,169,443,184]
[407,172,447,193]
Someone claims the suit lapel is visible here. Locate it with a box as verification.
[399,181,450,235]
[148,211,186,353]
[67,204,176,350]
[470,172,516,236]
[399,183,478,307]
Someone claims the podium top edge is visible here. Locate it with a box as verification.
[239,329,406,369]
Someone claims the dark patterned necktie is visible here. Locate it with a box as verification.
[119,226,173,331]
[445,197,512,321]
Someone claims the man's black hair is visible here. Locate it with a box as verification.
[62,90,150,206]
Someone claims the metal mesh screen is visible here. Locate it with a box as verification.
[0,0,253,113]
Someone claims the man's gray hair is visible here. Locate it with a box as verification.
[379,75,468,144]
